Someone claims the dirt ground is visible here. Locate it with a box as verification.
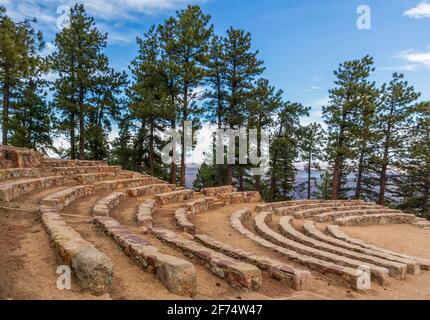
[1,188,430,300]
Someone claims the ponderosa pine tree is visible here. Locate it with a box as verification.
[163,5,213,187]
[269,101,309,201]
[323,56,375,200]
[0,6,43,145]
[299,122,325,199]
[375,73,420,205]
[223,27,264,185]
[395,102,430,217]
[205,35,227,186]
[50,4,112,160]
[247,78,283,192]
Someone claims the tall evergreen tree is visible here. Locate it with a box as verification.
[323,56,375,200]
[164,5,213,186]
[50,4,114,160]
[269,101,309,201]
[223,27,264,185]
[299,122,325,199]
[0,6,43,145]
[375,73,419,205]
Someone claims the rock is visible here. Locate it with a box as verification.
[71,247,113,296]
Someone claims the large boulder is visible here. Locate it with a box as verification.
[71,247,113,296]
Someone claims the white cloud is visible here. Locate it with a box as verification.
[305,86,320,92]
[404,2,430,19]
[397,49,430,69]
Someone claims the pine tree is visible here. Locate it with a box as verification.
[269,101,309,201]
[223,27,264,185]
[0,6,43,145]
[247,78,283,192]
[323,56,375,200]
[299,122,325,199]
[205,35,227,186]
[50,4,111,159]
[375,73,420,205]
[165,5,213,187]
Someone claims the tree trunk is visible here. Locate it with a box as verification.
[180,86,188,188]
[307,154,312,200]
[423,173,429,217]
[378,142,390,205]
[149,120,154,175]
[70,113,76,159]
[170,119,177,185]
[355,150,365,200]
[78,87,85,160]
[2,83,9,145]
[216,101,224,186]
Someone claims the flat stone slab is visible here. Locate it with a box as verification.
[256,200,366,213]
[201,186,237,197]
[127,184,176,198]
[92,192,126,216]
[0,167,41,181]
[40,185,94,211]
[313,208,402,222]
[335,213,415,226]
[154,189,194,207]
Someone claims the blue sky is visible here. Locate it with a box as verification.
[2,0,430,160]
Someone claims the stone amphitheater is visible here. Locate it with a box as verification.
[1,146,430,300]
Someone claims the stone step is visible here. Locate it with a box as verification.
[153,189,194,207]
[175,208,196,235]
[289,204,385,219]
[127,184,176,198]
[0,168,41,181]
[70,172,117,184]
[201,186,237,197]
[413,221,430,228]
[254,212,389,286]
[136,199,156,230]
[335,214,416,227]
[152,227,262,290]
[217,191,261,205]
[313,208,402,222]
[40,185,94,211]
[302,220,420,275]
[43,159,108,168]
[230,209,369,291]
[278,216,409,279]
[0,176,68,202]
[92,191,126,216]
[256,200,367,213]
[326,224,430,270]
[93,216,197,297]
[194,233,311,291]
[94,177,160,192]
[48,166,121,176]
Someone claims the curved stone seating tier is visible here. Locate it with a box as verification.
[230,209,368,291]
[127,184,176,198]
[39,206,113,295]
[40,185,95,211]
[302,221,420,275]
[275,202,374,218]
[151,227,262,290]
[335,214,416,227]
[136,200,156,229]
[183,197,216,214]
[256,200,366,213]
[413,220,430,229]
[313,208,401,223]
[217,192,262,205]
[92,192,126,216]
[194,234,311,291]
[94,177,160,192]
[175,208,196,235]
[43,159,108,168]
[154,189,194,207]
[72,172,117,184]
[49,166,121,176]
[278,216,407,279]
[93,216,197,297]
[201,186,237,197]
[255,212,389,285]
[326,225,430,270]
[0,176,68,202]
[0,167,41,181]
